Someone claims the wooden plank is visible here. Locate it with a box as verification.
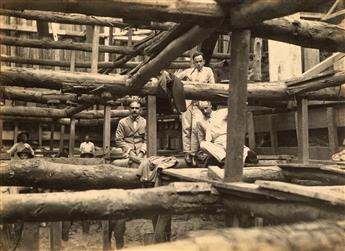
[147,96,157,156]
[302,53,345,78]
[246,112,256,150]
[224,29,251,182]
[68,118,75,157]
[50,221,62,251]
[327,107,339,156]
[268,114,278,154]
[256,180,345,206]
[296,99,309,163]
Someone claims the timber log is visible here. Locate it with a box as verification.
[1,67,344,101]
[123,220,345,251]
[0,182,221,223]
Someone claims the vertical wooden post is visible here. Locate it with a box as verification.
[68,118,75,157]
[59,124,65,153]
[70,50,76,72]
[102,105,111,251]
[50,123,55,151]
[0,119,3,149]
[246,112,255,150]
[50,221,62,251]
[253,38,262,81]
[327,107,339,156]
[38,123,43,147]
[13,121,18,144]
[91,25,100,73]
[147,96,157,156]
[224,30,251,182]
[269,115,278,154]
[296,99,309,163]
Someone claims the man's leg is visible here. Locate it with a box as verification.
[109,219,126,249]
[181,106,193,164]
[200,141,226,163]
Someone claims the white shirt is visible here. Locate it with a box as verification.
[80,141,95,154]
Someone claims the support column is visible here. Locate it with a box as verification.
[327,107,339,156]
[50,123,55,151]
[224,30,251,182]
[38,123,43,147]
[269,115,278,154]
[59,124,65,153]
[246,112,255,150]
[0,119,3,149]
[296,99,309,163]
[147,96,157,156]
[68,118,75,157]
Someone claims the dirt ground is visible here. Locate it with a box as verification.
[39,214,225,250]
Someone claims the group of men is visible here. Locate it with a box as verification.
[5,51,256,249]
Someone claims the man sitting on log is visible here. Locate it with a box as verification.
[199,108,258,166]
[176,51,215,166]
[111,99,147,249]
[115,99,147,159]
[7,131,35,159]
[79,135,95,158]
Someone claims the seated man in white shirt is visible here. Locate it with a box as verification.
[80,135,95,158]
[199,108,257,166]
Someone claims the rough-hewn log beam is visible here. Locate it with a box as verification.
[0,0,331,28]
[0,182,221,223]
[123,220,345,251]
[0,86,111,105]
[0,55,196,69]
[0,159,141,190]
[0,106,132,119]
[0,35,135,54]
[0,8,129,28]
[252,17,345,53]
[0,160,289,190]
[1,67,344,101]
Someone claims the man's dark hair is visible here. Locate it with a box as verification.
[192,51,204,60]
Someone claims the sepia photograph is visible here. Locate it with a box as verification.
[0,0,344,250]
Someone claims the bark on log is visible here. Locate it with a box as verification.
[123,220,345,251]
[0,116,120,126]
[0,106,131,119]
[0,0,331,28]
[0,55,196,69]
[0,182,221,223]
[0,159,141,189]
[0,86,109,105]
[0,159,291,190]
[0,35,135,54]
[0,9,129,28]
[1,67,344,101]
[252,17,345,53]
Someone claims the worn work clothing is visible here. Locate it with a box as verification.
[176,66,215,153]
[79,141,95,154]
[7,142,34,159]
[115,115,147,156]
